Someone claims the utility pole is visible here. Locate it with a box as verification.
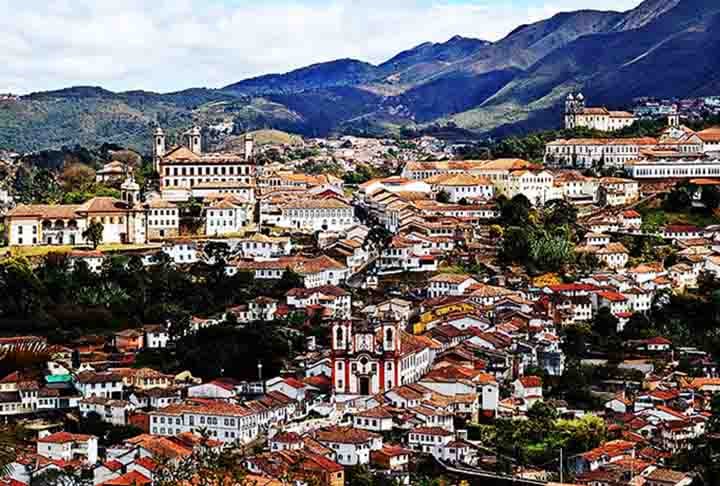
[560,448,564,484]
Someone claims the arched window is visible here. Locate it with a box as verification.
[385,328,394,345]
[335,327,344,346]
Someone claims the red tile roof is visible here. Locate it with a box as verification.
[518,376,542,388]
[315,426,380,444]
[38,432,94,444]
[100,471,151,486]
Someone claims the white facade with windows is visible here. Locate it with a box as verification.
[626,158,720,179]
[150,400,259,444]
[279,199,355,233]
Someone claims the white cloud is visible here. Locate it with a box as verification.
[0,0,642,93]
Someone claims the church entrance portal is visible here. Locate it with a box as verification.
[359,377,370,396]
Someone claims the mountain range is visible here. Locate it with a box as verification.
[1,0,719,153]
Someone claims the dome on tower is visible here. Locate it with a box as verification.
[576,93,585,101]
[154,127,164,136]
[121,176,140,192]
[567,93,575,100]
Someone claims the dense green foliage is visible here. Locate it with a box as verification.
[470,402,606,470]
[498,196,578,273]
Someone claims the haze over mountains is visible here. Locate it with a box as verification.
[1,0,719,152]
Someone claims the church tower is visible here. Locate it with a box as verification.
[244,134,255,162]
[565,93,585,130]
[153,127,166,172]
[382,320,400,354]
[184,127,202,155]
[332,320,352,352]
[121,175,140,206]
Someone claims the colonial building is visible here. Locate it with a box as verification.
[505,170,560,206]
[154,126,256,202]
[278,198,355,233]
[145,199,179,240]
[5,178,147,246]
[564,93,636,132]
[425,174,494,203]
[545,138,658,168]
[626,158,720,179]
[149,399,259,444]
[331,319,433,397]
[204,195,254,236]
[401,159,538,185]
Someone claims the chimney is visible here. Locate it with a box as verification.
[456,429,468,441]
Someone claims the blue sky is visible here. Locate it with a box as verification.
[0,0,643,94]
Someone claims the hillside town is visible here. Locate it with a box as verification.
[2,103,720,486]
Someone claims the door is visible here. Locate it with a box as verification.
[359,377,370,395]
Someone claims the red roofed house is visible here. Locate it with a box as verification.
[37,431,98,465]
[643,336,673,353]
[187,378,240,399]
[266,377,317,403]
[269,431,304,452]
[371,445,411,472]
[149,399,259,444]
[513,376,543,411]
[315,426,383,466]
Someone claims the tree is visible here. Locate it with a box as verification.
[500,194,531,226]
[663,181,693,211]
[0,256,46,316]
[489,224,504,240]
[544,199,578,227]
[274,269,304,295]
[500,226,532,265]
[82,221,104,249]
[593,307,620,338]
[61,163,96,192]
[702,185,720,212]
[622,313,653,339]
[436,190,451,203]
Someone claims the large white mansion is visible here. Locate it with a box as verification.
[154,127,257,203]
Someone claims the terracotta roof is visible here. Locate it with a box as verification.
[696,127,720,143]
[315,426,380,444]
[430,273,474,284]
[646,468,689,483]
[76,371,123,384]
[410,426,453,436]
[38,432,94,444]
[282,198,351,210]
[425,173,493,187]
[517,376,542,388]
[355,406,394,419]
[153,399,252,418]
[100,471,151,486]
[102,460,123,472]
[7,204,81,219]
[271,431,303,443]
